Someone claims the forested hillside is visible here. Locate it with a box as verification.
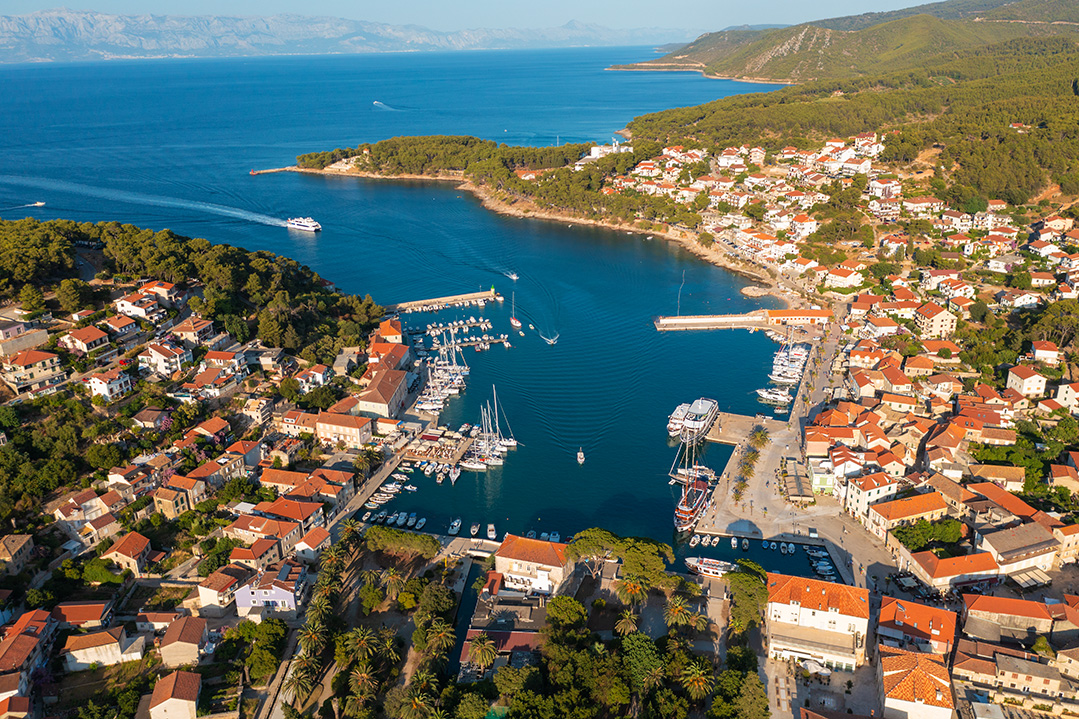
[618,0,1076,82]
[626,37,1079,204]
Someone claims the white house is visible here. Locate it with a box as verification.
[85,368,133,402]
[765,573,870,670]
[493,534,576,595]
[60,626,144,671]
[149,671,201,719]
[139,343,192,377]
[1006,365,1047,398]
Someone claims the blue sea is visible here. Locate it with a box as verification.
[0,48,812,569]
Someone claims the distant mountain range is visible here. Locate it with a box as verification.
[614,0,1079,82]
[0,9,698,64]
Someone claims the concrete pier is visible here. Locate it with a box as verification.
[387,289,500,313]
[654,311,769,331]
[704,412,785,446]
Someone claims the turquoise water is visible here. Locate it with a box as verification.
[0,48,794,548]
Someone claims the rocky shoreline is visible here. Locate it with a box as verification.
[268,165,793,307]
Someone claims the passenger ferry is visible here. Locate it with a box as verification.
[685,557,737,578]
[287,217,322,232]
[679,398,719,444]
[667,403,691,436]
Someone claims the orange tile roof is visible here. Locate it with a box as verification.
[870,492,947,522]
[879,596,956,645]
[161,616,206,648]
[298,527,330,549]
[62,626,123,653]
[150,670,201,707]
[104,531,149,560]
[963,594,1052,620]
[495,534,569,568]
[967,482,1037,519]
[911,551,999,579]
[765,573,870,618]
[879,646,952,708]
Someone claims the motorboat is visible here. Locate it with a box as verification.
[549,532,560,543]
[757,388,792,405]
[388,512,399,524]
[392,473,408,482]
[540,532,549,541]
[396,513,408,527]
[762,540,768,549]
[487,523,497,540]
[404,485,417,492]
[769,541,777,550]
[730,537,738,549]
[577,447,585,464]
[742,539,749,550]
[287,217,321,232]
[690,535,701,548]
[362,511,372,522]
[406,513,417,528]
[787,543,797,552]
[667,403,691,436]
[685,557,737,578]
[424,464,435,477]
[526,530,537,539]
[364,502,379,510]
[780,544,788,555]
[448,518,461,535]
[416,518,426,531]
[375,511,387,524]
[436,474,445,485]
[470,522,480,537]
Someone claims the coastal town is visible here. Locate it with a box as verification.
[0,20,1078,719]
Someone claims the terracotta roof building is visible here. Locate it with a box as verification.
[493,534,575,595]
[878,646,953,719]
[765,573,870,670]
[877,596,957,653]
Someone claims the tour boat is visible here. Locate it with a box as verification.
[448,518,462,535]
[487,523,497,540]
[287,217,321,232]
[685,557,737,578]
[730,537,738,549]
[510,292,522,328]
[416,518,426,530]
[689,535,701,548]
[470,522,480,537]
[667,403,691,436]
[679,398,719,444]
[577,447,585,464]
[673,479,708,532]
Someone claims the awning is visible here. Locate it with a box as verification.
[1011,568,1052,588]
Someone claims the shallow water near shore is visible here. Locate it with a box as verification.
[0,48,800,548]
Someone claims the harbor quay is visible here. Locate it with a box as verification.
[385,288,499,313]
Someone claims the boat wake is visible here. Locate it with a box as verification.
[0,175,288,228]
[503,270,519,281]
[372,101,403,111]
[0,201,45,211]
[539,332,559,345]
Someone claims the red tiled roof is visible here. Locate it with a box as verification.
[161,616,206,647]
[150,670,201,708]
[869,492,947,522]
[104,531,150,560]
[963,594,1052,620]
[878,596,956,645]
[765,573,870,618]
[495,534,569,568]
[911,551,998,579]
[879,646,952,707]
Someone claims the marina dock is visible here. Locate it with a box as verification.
[704,412,785,446]
[387,289,500,313]
[654,311,769,331]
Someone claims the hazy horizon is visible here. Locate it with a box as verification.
[8,1,945,32]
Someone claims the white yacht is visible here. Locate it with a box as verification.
[577,447,585,464]
[667,403,691,436]
[287,217,322,232]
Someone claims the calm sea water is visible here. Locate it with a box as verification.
[0,48,809,564]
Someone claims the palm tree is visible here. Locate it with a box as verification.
[689,612,708,633]
[321,544,344,569]
[411,668,437,695]
[381,567,406,600]
[642,665,666,695]
[349,662,377,699]
[664,596,692,629]
[298,623,326,656]
[680,662,714,701]
[424,618,456,656]
[344,627,376,663]
[307,594,332,624]
[614,578,647,606]
[282,669,315,704]
[379,627,400,664]
[359,569,381,587]
[615,610,638,637]
[291,651,322,681]
[467,632,498,671]
[402,688,433,719]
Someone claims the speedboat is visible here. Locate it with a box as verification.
[690,535,701,548]
[287,217,321,232]
[487,523,497,540]
[730,537,738,549]
[685,557,737,578]
[416,518,426,530]
[404,485,417,492]
[449,518,462,535]
[577,447,585,464]
[470,522,480,537]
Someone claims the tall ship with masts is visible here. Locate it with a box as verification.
[668,425,717,533]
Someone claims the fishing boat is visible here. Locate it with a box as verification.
[731,537,738,549]
[470,522,480,537]
[362,511,372,522]
[679,398,720,445]
[526,530,537,539]
[550,532,560,542]
[448,518,461,535]
[287,217,321,232]
[396,513,409,527]
[689,535,701,548]
[685,557,737,578]
[375,511,387,524]
[667,403,691,436]
[510,292,522,328]
[416,518,426,530]
[742,539,749,550]
[406,513,417,528]
[487,523,497,540]
[577,447,585,464]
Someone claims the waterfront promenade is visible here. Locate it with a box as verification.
[385,289,498,313]
[654,311,769,331]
